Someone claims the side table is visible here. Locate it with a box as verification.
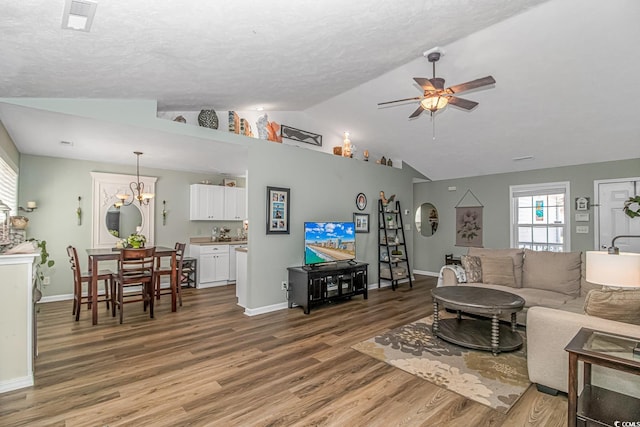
[564,327,640,427]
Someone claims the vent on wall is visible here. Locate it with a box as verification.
[61,0,98,32]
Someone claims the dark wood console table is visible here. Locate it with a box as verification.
[287,262,368,314]
[565,327,640,427]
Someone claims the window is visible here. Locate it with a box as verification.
[510,182,570,252]
[0,155,18,214]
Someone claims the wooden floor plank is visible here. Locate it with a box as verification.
[0,276,568,426]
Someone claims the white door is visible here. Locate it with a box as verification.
[595,178,640,253]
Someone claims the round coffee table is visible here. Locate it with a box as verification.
[431,286,525,355]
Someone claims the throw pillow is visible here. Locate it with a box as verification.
[468,247,524,287]
[461,255,482,283]
[522,249,581,297]
[584,288,640,325]
[480,256,516,287]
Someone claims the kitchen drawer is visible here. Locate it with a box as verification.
[197,244,229,254]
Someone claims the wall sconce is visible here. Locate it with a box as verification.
[162,200,167,226]
[19,201,37,213]
[76,196,82,226]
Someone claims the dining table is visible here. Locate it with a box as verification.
[86,246,177,325]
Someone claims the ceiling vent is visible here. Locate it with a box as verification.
[61,0,98,32]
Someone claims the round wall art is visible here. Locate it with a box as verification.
[356,193,367,210]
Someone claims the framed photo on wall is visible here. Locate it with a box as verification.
[266,186,290,234]
[353,213,370,233]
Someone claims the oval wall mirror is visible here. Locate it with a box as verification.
[91,172,156,248]
[105,204,143,239]
[415,202,439,237]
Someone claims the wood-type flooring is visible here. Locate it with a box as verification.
[0,275,568,426]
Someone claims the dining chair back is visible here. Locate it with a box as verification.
[154,242,186,307]
[112,247,156,324]
[66,245,113,322]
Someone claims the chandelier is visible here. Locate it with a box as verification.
[115,151,154,207]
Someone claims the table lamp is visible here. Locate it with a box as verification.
[586,251,640,288]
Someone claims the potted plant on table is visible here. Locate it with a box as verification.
[127,233,147,248]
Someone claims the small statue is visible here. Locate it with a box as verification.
[379,191,396,206]
[256,114,269,140]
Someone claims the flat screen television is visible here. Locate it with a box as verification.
[304,221,356,266]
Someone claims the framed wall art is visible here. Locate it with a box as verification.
[280,125,322,146]
[353,213,370,233]
[266,186,290,234]
[356,192,367,211]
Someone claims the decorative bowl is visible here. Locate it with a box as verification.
[10,216,29,229]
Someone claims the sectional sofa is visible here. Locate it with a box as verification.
[440,247,640,398]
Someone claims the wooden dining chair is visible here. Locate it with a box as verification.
[154,242,186,307]
[67,245,113,322]
[112,247,156,324]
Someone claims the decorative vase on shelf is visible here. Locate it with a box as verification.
[198,109,219,129]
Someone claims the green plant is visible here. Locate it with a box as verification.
[127,233,147,247]
[27,238,55,283]
[623,195,640,218]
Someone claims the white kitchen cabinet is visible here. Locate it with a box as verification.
[224,187,246,220]
[189,244,229,288]
[228,243,247,282]
[190,184,224,220]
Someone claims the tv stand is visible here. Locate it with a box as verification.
[287,262,368,314]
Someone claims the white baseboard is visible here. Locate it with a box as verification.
[0,375,33,393]
[413,269,439,277]
[40,294,73,303]
[244,302,288,316]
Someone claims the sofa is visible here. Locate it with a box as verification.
[440,247,640,397]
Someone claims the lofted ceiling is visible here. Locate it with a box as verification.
[1,0,639,180]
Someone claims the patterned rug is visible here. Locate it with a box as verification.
[352,315,531,413]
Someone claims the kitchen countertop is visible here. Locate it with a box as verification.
[189,237,248,246]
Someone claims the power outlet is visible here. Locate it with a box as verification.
[281,281,287,291]
[42,276,51,286]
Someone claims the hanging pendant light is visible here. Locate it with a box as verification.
[115,152,154,207]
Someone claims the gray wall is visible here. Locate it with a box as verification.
[18,154,245,297]
[246,141,423,309]
[413,158,640,273]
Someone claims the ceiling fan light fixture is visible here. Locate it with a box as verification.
[420,96,448,112]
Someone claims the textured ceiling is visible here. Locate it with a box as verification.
[1,0,546,111]
[1,0,639,180]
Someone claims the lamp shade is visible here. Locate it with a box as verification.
[586,251,640,288]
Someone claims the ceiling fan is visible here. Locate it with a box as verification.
[378,50,496,118]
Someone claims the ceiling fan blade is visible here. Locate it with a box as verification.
[430,78,446,90]
[409,105,424,118]
[447,96,479,110]
[446,76,496,94]
[378,96,421,106]
[413,77,436,91]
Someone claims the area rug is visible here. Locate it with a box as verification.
[352,315,530,413]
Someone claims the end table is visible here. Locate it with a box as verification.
[564,327,640,427]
